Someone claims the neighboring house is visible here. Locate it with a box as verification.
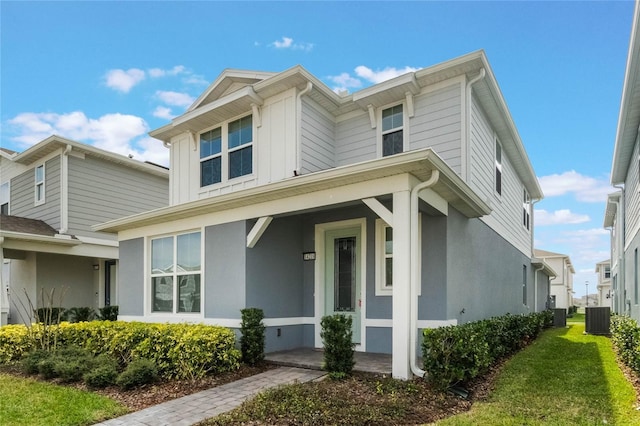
[606,0,640,323]
[0,136,169,325]
[595,259,612,308]
[534,249,575,310]
[96,50,550,379]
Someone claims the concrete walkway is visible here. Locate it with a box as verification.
[93,367,326,426]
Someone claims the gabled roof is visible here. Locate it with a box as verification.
[531,258,558,278]
[595,259,611,273]
[150,51,542,199]
[9,135,169,178]
[533,249,575,273]
[612,1,640,184]
[0,214,59,237]
[603,191,622,227]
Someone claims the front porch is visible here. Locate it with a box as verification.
[265,348,392,375]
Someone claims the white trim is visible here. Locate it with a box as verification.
[60,146,70,233]
[363,198,393,227]
[314,218,367,352]
[364,318,392,328]
[376,101,409,158]
[117,315,315,328]
[0,181,10,215]
[246,216,273,248]
[34,163,45,206]
[417,319,458,328]
[375,218,393,296]
[418,188,448,216]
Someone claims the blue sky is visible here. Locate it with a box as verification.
[1,1,635,298]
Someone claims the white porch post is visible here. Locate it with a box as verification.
[392,190,411,379]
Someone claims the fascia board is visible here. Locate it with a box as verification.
[0,230,82,245]
[531,258,558,278]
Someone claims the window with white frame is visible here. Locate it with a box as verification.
[0,182,9,215]
[604,266,611,280]
[150,231,202,313]
[35,164,45,205]
[522,188,530,230]
[375,219,393,295]
[522,264,527,306]
[381,104,403,157]
[200,114,253,187]
[495,139,502,196]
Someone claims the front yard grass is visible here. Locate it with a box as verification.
[435,321,640,425]
[0,372,128,426]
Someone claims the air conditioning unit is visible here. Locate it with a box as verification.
[585,307,610,335]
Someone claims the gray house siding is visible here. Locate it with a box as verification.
[300,98,335,174]
[418,215,448,320]
[410,83,462,174]
[624,140,639,246]
[445,208,531,324]
[67,155,168,238]
[36,252,95,309]
[11,156,61,230]
[335,113,377,167]
[118,238,144,316]
[535,269,551,311]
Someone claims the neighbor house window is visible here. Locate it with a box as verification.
[150,231,202,314]
[604,266,611,279]
[0,182,9,215]
[35,164,45,205]
[375,219,393,295]
[495,139,502,195]
[381,104,403,157]
[200,114,253,187]
[523,188,530,230]
[522,264,527,305]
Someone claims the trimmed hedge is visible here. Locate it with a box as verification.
[611,315,640,374]
[422,311,553,389]
[320,314,355,377]
[0,321,241,379]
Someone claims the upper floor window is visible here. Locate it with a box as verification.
[200,114,253,187]
[604,266,611,279]
[35,164,45,205]
[522,188,530,230]
[382,104,403,157]
[495,139,502,196]
[0,182,9,215]
[150,231,202,314]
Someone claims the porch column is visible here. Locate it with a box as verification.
[392,190,411,379]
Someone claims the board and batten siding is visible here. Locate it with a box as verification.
[10,156,61,230]
[67,155,168,238]
[624,139,640,248]
[468,95,532,257]
[409,83,463,174]
[300,97,335,174]
[335,113,376,167]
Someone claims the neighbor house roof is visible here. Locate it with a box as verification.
[0,214,80,246]
[603,191,622,228]
[612,1,640,184]
[533,249,576,274]
[531,258,558,278]
[150,50,542,199]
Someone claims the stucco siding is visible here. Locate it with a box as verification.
[300,97,335,173]
[36,252,95,309]
[624,228,640,322]
[410,83,462,174]
[67,155,168,238]
[118,238,144,316]
[335,113,377,167]
[10,156,61,230]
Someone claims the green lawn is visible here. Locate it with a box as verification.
[435,321,640,425]
[0,373,127,426]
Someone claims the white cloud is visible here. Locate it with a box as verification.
[327,72,362,94]
[535,209,590,226]
[155,90,195,107]
[153,106,174,120]
[355,65,420,84]
[148,65,186,78]
[183,74,209,86]
[271,36,313,52]
[538,170,613,203]
[104,68,146,93]
[133,136,170,167]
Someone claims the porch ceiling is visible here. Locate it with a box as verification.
[95,148,491,234]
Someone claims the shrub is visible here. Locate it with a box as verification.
[66,307,96,323]
[84,363,118,388]
[20,349,50,374]
[98,305,119,321]
[34,307,67,325]
[116,359,158,390]
[611,315,640,374]
[240,308,266,366]
[320,314,355,377]
[0,324,34,363]
[38,357,59,379]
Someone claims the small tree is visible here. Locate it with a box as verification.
[240,308,265,365]
[320,314,355,378]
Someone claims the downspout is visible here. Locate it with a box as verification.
[410,169,440,378]
[59,144,72,234]
[295,82,313,176]
[612,185,625,313]
[530,197,542,311]
[533,264,544,312]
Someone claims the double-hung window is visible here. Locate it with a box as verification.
[381,105,403,157]
[495,139,502,196]
[35,164,45,205]
[375,219,393,295]
[523,189,530,230]
[200,114,253,187]
[0,182,9,215]
[604,266,611,279]
[150,231,202,314]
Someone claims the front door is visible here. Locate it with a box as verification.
[324,227,362,344]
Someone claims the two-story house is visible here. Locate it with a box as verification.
[606,0,640,323]
[595,260,612,308]
[96,50,549,379]
[0,136,169,325]
[533,249,575,310]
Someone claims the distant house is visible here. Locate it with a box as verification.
[96,51,550,379]
[534,249,575,309]
[595,259,612,308]
[606,0,640,323]
[0,136,169,325]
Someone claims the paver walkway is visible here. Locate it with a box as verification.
[93,367,325,426]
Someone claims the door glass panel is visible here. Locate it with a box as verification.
[334,237,356,312]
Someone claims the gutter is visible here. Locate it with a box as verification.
[59,144,72,234]
[410,169,440,378]
[612,184,626,313]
